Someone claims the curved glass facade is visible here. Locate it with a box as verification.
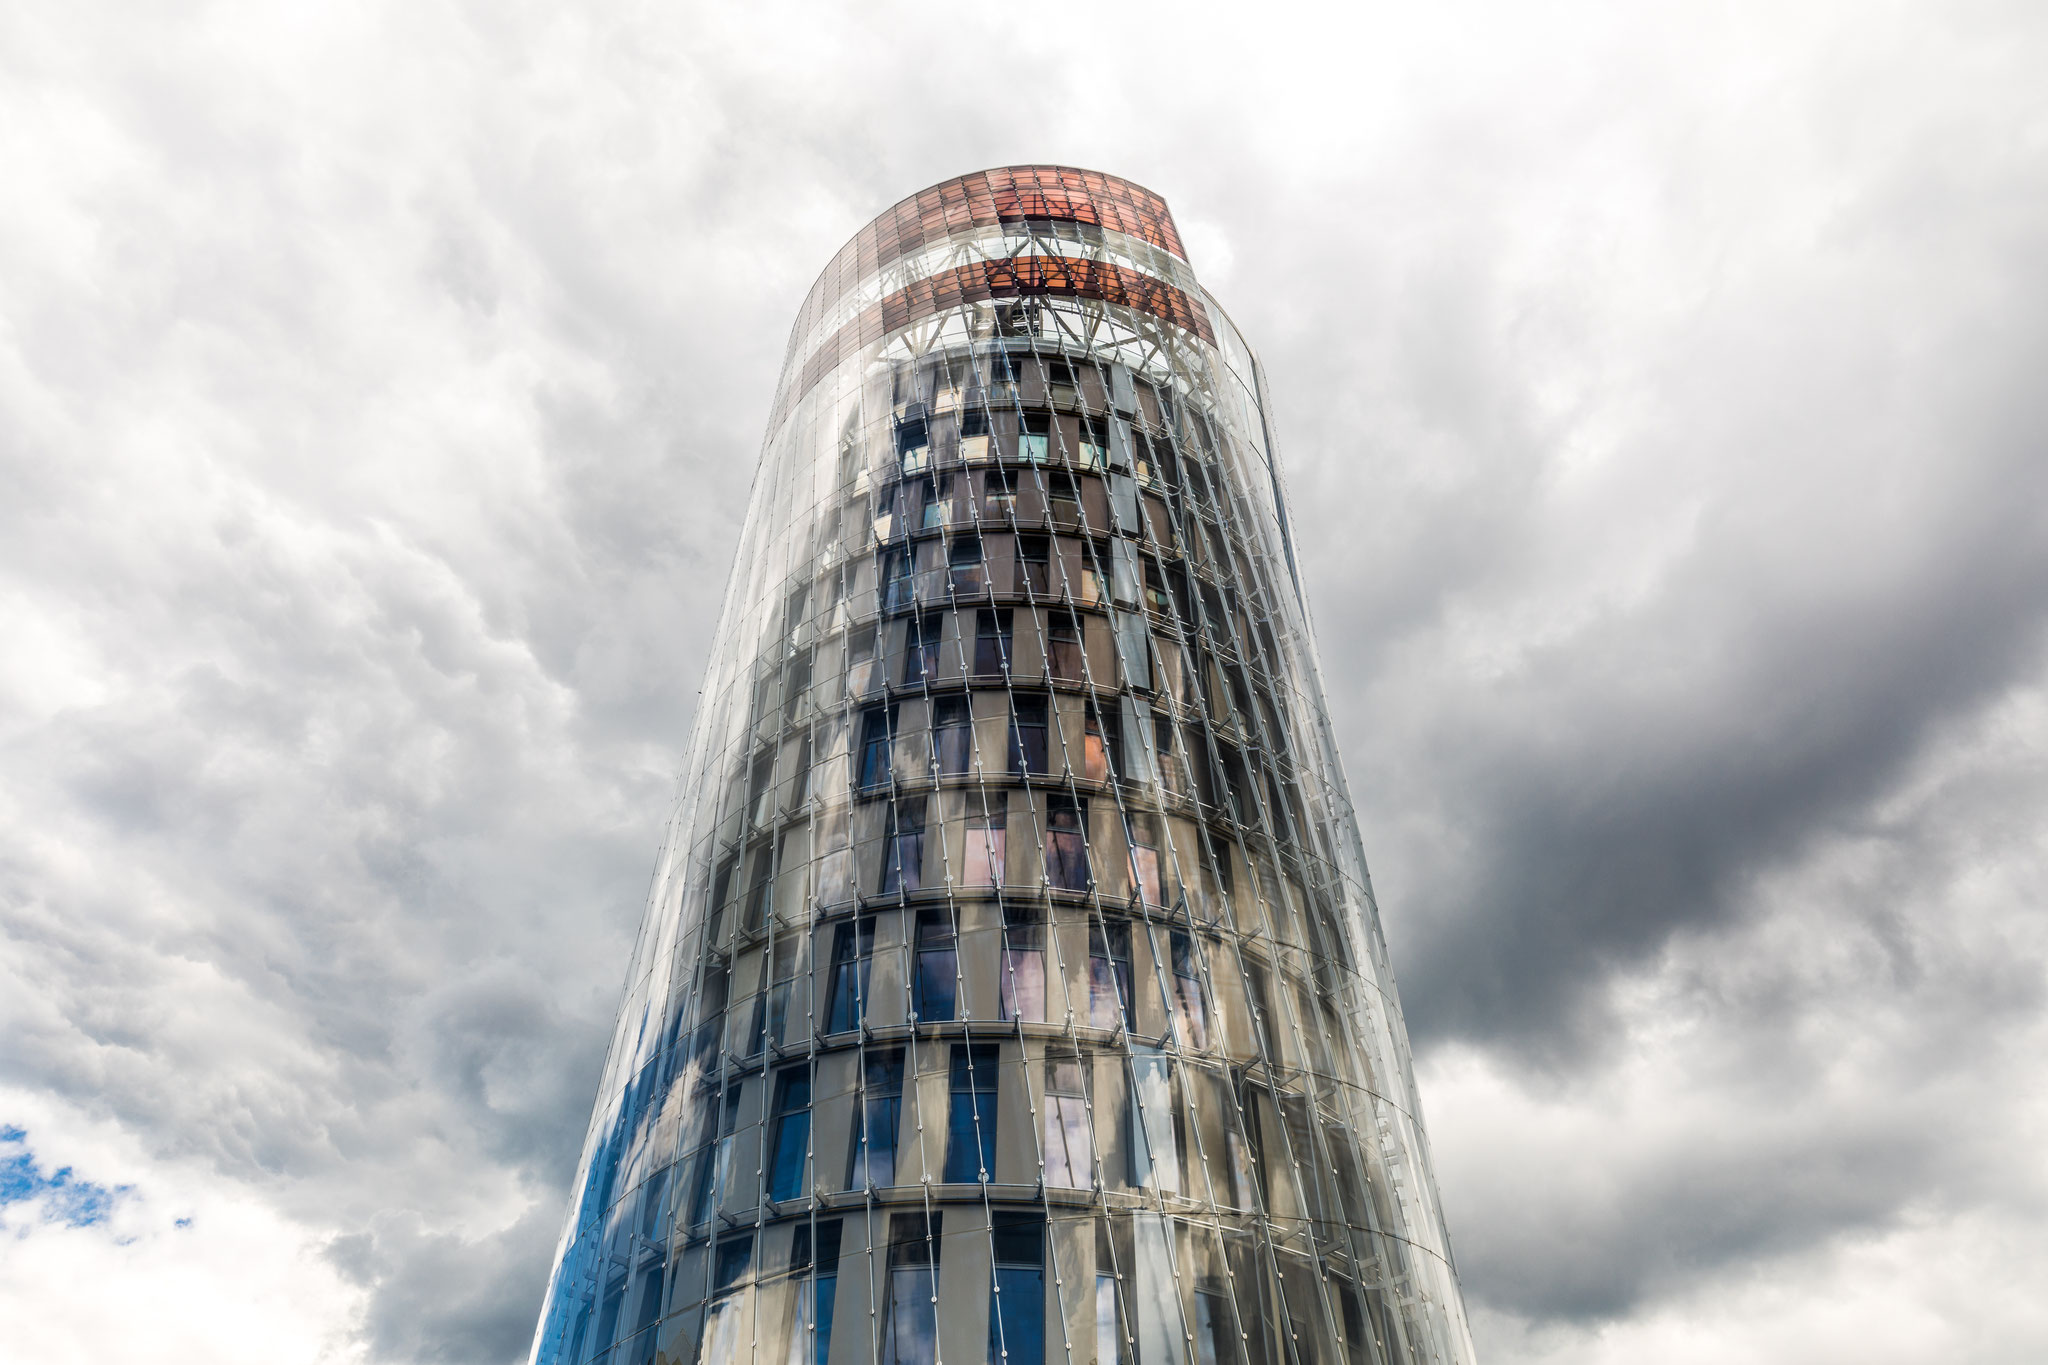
[531,166,1478,1365]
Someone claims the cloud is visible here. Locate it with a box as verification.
[1,1,2045,1362]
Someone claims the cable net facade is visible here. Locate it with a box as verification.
[531,165,1478,1365]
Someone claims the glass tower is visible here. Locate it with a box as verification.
[530,167,1477,1365]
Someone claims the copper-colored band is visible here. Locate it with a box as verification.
[788,165,1188,353]
[771,256,1213,435]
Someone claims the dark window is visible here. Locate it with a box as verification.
[975,609,1014,677]
[1142,558,1170,615]
[858,706,894,790]
[966,791,1006,888]
[897,419,930,475]
[917,475,944,530]
[949,536,985,596]
[882,1214,941,1365]
[1008,695,1048,777]
[1016,534,1051,599]
[983,466,1017,517]
[1169,930,1208,1049]
[713,1233,753,1294]
[881,548,915,612]
[932,695,972,776]
[743,843,772,933]
[1079,416,1108,470]
[1020,411,1051,464]
[1045,794,1090,892]
[1084,701,1120,782]
[791,1222,844,1365]
[746,749,775,827]
[880,798,925,896]
[963,408,993,464]
[913,910,957,1022]
[689,1084,741,1226]
[1127,814,1162,906]
[902,615,942,685]
[825,918,875,1034]
[783,649,813,722]
[767,1067,812,1201]
[999,903,1045,1023]
[1089,922,1132,1028]
[1048,471,1080,524]
[748,934,800,1056]
[944,1045,999,1183]
[848,1049,903,1189]
[989,1212,1046,1365]
[1048,610,1083,682]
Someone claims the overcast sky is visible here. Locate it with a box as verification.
[4,2,2046,1362]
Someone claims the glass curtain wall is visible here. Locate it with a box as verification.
[530,165,1478,1365]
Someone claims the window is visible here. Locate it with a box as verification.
[982,465,1016,516]
[746,749,776,827]
[847,1049,903,1189]
[767,1067,811,1202]
[1089,922,1132,1028]
[932,695,972,775]
[858,707,894,791]
[913,910,957,1022]
[1020,412,1051,464]
[1045,795,1090,892]
[975,609,1014,677]
[1016,534,1051,598]
[944,1044,999,1183]
[1008,695,1048,777]
[1095,1255,1124,1365]
[880,798,925,896]
[744,844,773,934]
[881,548,915,612]
[898,419,930,476]
[1046,357,1077,403]
[1042,1057,1092,1187]
[1083,702,1120,782]
[1048,471,1080,525]
[918,476,945,530]
[825,918,875,1034]
[948,535,985,596]
[989,1213,1046,1365]
[788,1222,843,1365]
[965,792,1006,889]
[783,650,813,723]
[689,1084,742,1226]
[962,409,993,464]
[847,625,879,696]
[1142,559,1170,615]
[902,614,942,686]
[1195,1290,1234,1365]
[748,934,801,1056]
[1126,814,1161,905]
[1129,1049,1183,1193]
[1245,961,1280,1066]
[999,903,1045,1022]
[881,1214,941,1365]
[1048,611,1083,682]
[1079,417,1108,470]
[700,1234,755,1365]
[1155,717,1185,799]
[1168,931,1208,1049]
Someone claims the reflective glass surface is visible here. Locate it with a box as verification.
[531,165,1478,1365]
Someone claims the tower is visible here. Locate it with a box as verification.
[531,167,1477,1365]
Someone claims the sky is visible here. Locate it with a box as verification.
[2,1,2046,1361]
